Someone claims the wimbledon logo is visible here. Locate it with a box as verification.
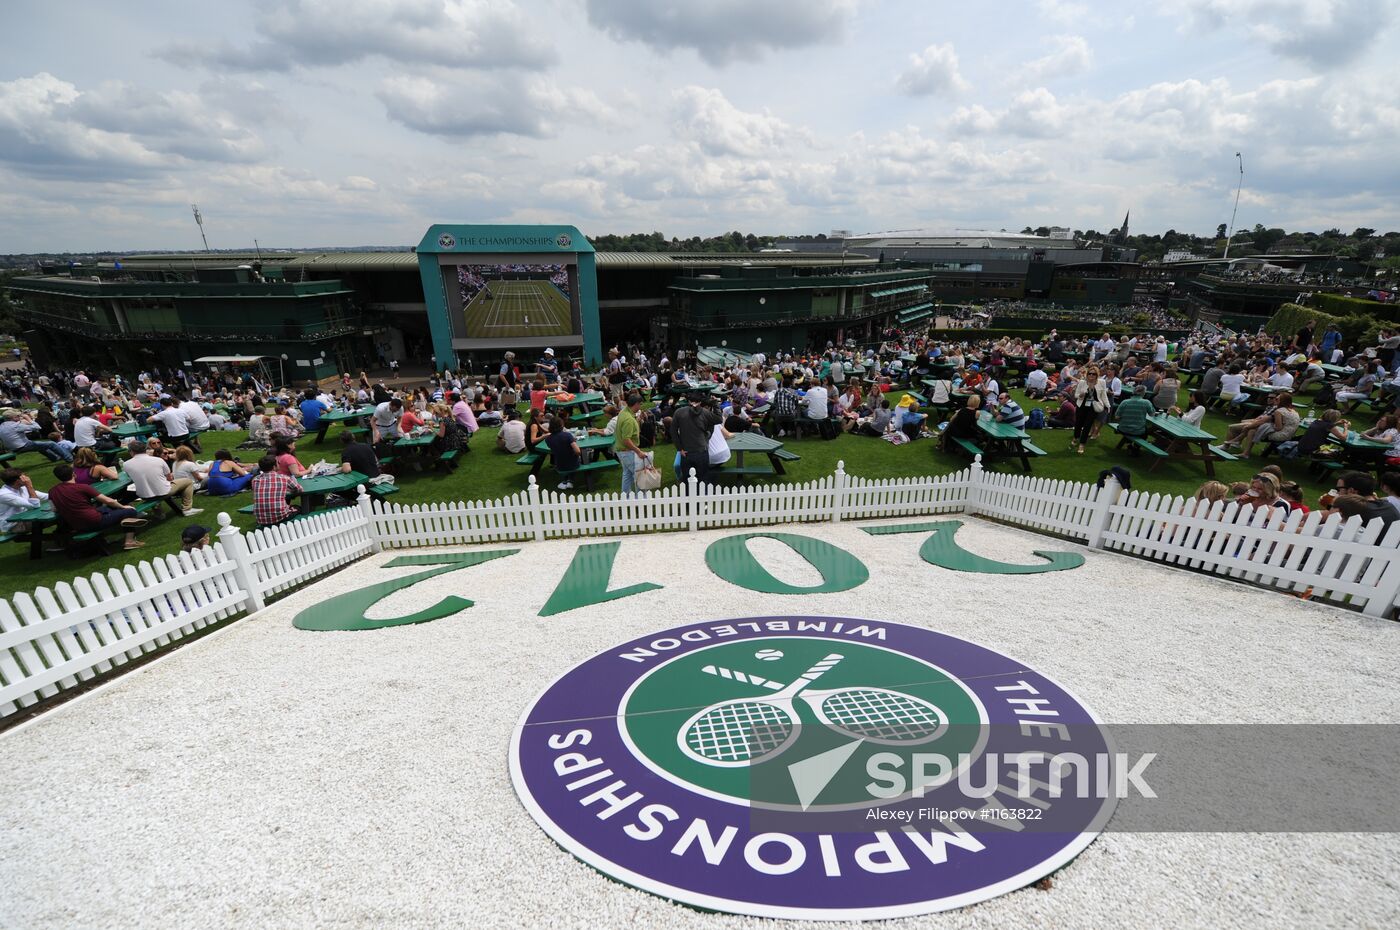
[438,232,456,249]
[555,233,573,249]
[510,617,1116,920]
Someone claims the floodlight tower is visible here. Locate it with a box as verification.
[1223,153,1243,260]
[192,203,211,252]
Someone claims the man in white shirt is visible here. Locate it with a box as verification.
[72,408,111,448]
[148,402,190,442]
[803,383,829,420]
[372,398,403,443]
[981,376,1001,406]
[1268,368,1294,389]
[0,468,47,533]
[1024,367,1049,398]
[1092,334,1116,361]
[496,409,527,454]
[1154,338,1168,363]
[178,397,210,448]
[123,441,200,515]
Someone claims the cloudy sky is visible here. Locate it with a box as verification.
[3,0,1398,252]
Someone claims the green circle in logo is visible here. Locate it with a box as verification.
[618,637,986,810]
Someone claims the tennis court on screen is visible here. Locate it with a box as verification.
[464,280,573,338]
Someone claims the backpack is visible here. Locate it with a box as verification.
[1026,407,1045,429]
[819,417,839,440]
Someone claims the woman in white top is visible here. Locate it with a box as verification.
[1071,366,1110,454]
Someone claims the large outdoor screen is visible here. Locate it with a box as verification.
[443,260,580,340]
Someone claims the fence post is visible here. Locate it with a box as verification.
[964,455,984,516]
[688,467,699,533]
[527,475,546,542]
[1085,476,1121,549]
[357,484,381,554]
[216,512,264,612]
[832,461,847,524]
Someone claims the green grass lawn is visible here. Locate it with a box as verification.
[0,387,1380,602]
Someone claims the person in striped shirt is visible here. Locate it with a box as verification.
[995,393,1026,430]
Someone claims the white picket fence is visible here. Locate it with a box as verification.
[2,459,1398,720]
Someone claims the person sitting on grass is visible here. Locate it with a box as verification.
[48,462,148,550]
[206,449,256,495]
[71,446,120,485]
[496,407,527,454]
[172,445,207,490]
[251,454,301,527]
[1045,394,1077,429]
[892,395,926,441]
[180,524,211,552]
[856,399,893,437]
[1279,481,1308,513]
[544,415,581,491]
[1329,472,1398,527]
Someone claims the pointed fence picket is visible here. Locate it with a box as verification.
[4,470,1399,721]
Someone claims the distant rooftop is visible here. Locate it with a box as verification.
[843,231,1084,249]
[112,250,877,272]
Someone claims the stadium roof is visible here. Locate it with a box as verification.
[112,250,877,272]
[843,231,1083,249]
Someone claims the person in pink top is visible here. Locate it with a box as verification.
[399,407,425,435]
[273,439,309,477]
[450,392,478,436]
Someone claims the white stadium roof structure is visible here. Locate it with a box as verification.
[842,230,1085,250]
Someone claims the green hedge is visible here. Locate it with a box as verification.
[1313,293,1400,323]
[1265,303,1384,350]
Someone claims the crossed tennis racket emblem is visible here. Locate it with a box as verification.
[677,653,949,768]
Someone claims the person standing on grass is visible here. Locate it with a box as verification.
[613,393,647,494]
[671,392,722,486]
[48,463,147,550]
[1071,366,1110,454]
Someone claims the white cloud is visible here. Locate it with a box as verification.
[950,88,1066,138]
[0,72,271,180]
[157,0,555,72]
[1165,0,1392,68]
[671,86,805,157]
[377,74,619,138]
[584,0,858,65]
[1036,0,1088,23]
[1015,34,1092,81]
[895,43,970,96]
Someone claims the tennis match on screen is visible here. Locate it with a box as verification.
[456,263,577,339]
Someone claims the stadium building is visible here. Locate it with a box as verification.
[7,227,1143,374]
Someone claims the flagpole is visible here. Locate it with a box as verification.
[1223,152,1243,260]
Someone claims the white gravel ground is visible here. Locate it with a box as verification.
[3,517,1399,929]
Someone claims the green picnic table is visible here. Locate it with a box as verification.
[1320,364,1354,381]
[1142,414,1226,477]
[6,474,135,559]
[392,433,439,471]
[525,433,614,478]
[545,391,605,411]
[295,470,368,512]
[720,431,798,477]
[110,421,157,440]
[1338,431,1391,468]
[975,417,1041,472]
[313,406,375,444]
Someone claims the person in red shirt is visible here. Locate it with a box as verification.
[273,440,309,477]
[48,463,148,550]
[398,406,425,435]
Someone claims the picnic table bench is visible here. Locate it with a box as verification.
[313,406,375,444]
[525,433,615,479]
[1113,414,1226,476]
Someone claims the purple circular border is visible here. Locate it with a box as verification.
[510,617,1116,920]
